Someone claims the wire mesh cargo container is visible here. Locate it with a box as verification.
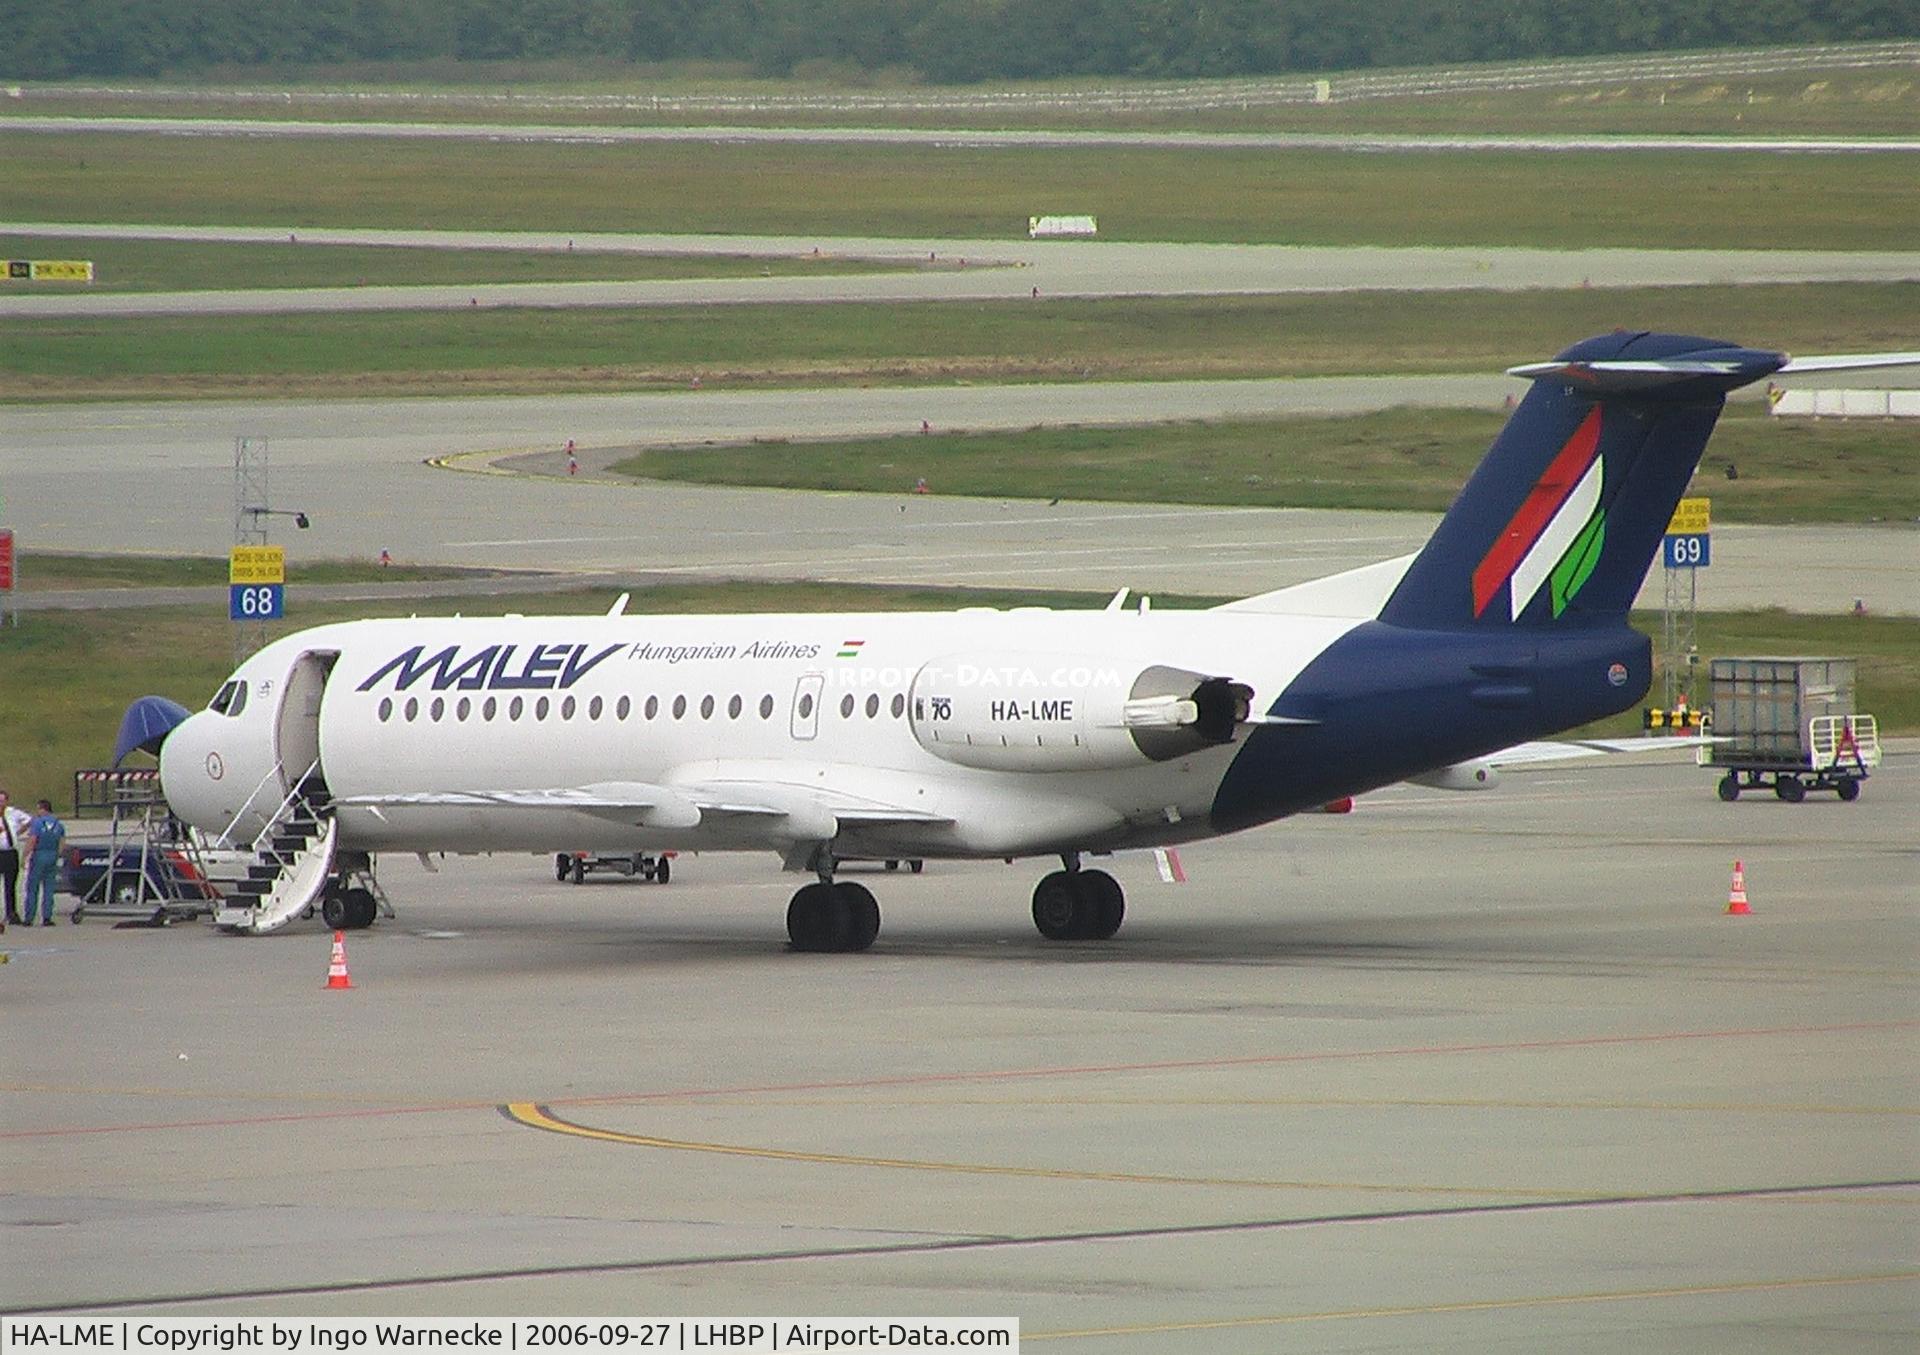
[1701,656,1879,801]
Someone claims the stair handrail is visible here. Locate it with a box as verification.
[211,760,290,850]
[229,760,322,858]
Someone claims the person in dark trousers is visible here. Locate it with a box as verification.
[22,798,65,927]
[0,788,30,928]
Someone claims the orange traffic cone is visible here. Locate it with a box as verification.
[1725,860,1752,916]
[324,930,355,988]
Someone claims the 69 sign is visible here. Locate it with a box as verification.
[1661,533,1710,569]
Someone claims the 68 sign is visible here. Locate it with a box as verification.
[229,582,285,619]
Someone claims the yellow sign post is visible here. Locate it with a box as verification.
[1667,497,1710,534]
[229,546,286,585]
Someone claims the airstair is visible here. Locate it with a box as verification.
[212,768,338,934]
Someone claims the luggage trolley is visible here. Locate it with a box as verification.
[1699,657,1881,802]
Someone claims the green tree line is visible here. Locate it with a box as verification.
[2,0,1911,82]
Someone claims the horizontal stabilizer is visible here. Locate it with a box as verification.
[1507,345,1788,394]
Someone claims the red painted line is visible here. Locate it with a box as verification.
[8,1018,1912,1141]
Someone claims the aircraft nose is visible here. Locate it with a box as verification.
[158,711,228,835]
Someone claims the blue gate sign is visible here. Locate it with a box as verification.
[1662,533,1710,569]
[229,582,285,619]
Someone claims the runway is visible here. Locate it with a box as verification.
[8,224,1920,315]
[5,755,1914,1346]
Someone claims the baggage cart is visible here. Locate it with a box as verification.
[556,850,675,885]
[1699,657,1880,801]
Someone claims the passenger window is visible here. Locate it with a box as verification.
[891,693,905,719]
[404,697,419,722]
[840,694,855,718]
[798,693,814,718]
[672,695,687,719]
[457,697,471,721]
[865,694,880,718]
[590,696,604,720]
[760,694,774,719]
[617,695,631,720]
[562,696,577,720]
[536,697,551,720]
[430,697,445,721]
[645,695,659,719]
[484,697,497,721]
[378,697,393,722]
[510,696,524,720]
[700,694,715,719]
[728,694,742,719]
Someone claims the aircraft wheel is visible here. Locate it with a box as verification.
[571,855,586,883]
[554,853,571,882]
[654,856,670,885]
[885,859,900,871]
[909,860,924,874]
[1032,870,1080,940]
[1776,776,1806,803]
[343,887,378,929]
[321,889,350,930]
[1076,869,1126,940]
[787,882,846,952]
[834,881,880,951]
[1717,774,1740,802]
[1837,778,1861,802]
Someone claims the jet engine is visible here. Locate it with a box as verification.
[908,655,1252,772]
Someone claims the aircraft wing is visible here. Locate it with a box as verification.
[335,781,703,828]
[1483,735,1716,766]
[1408,736,1713,790]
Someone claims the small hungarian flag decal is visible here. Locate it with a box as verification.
[838,639,865,658]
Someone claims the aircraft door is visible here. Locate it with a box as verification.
[275,650,338,791]
[790,672,824,741]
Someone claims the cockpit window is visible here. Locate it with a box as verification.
[208,680,248,718]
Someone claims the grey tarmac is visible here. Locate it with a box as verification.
[4,754,1914,1348]
[5,225,1920,316]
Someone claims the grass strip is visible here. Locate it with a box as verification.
[10,553,475,591]
[6,283,1915,401]
[0,234,919,293]
[7,133,1916,249]
[612,404,1920,525]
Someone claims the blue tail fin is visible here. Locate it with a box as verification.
[1379,332,1786,631]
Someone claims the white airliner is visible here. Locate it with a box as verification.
[150,333,1915,949]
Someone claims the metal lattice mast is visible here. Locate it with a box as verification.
[234,436,268,660]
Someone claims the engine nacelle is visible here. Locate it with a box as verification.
[909,654,1251,772]
[1407,760,1501,791]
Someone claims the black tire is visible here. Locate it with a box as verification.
[834,881,881,951]
[885,859,900,871]
[1717,774,1740,802]
[321,890,350,930]
[1837,778,1861,802]
[787,882,845,952]
[909,860,924,874]
[571,855,585,884]
[1077,869,1126,940]
[654,856,670,885]
[342,887,377,929]
[1776,777,1806,803]
[554,854,570,882]
[1032,871,1080,940]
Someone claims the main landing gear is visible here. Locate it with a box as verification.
[786,878,881,953]
[1031,854,1125,941]
[785,850,1128,952]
